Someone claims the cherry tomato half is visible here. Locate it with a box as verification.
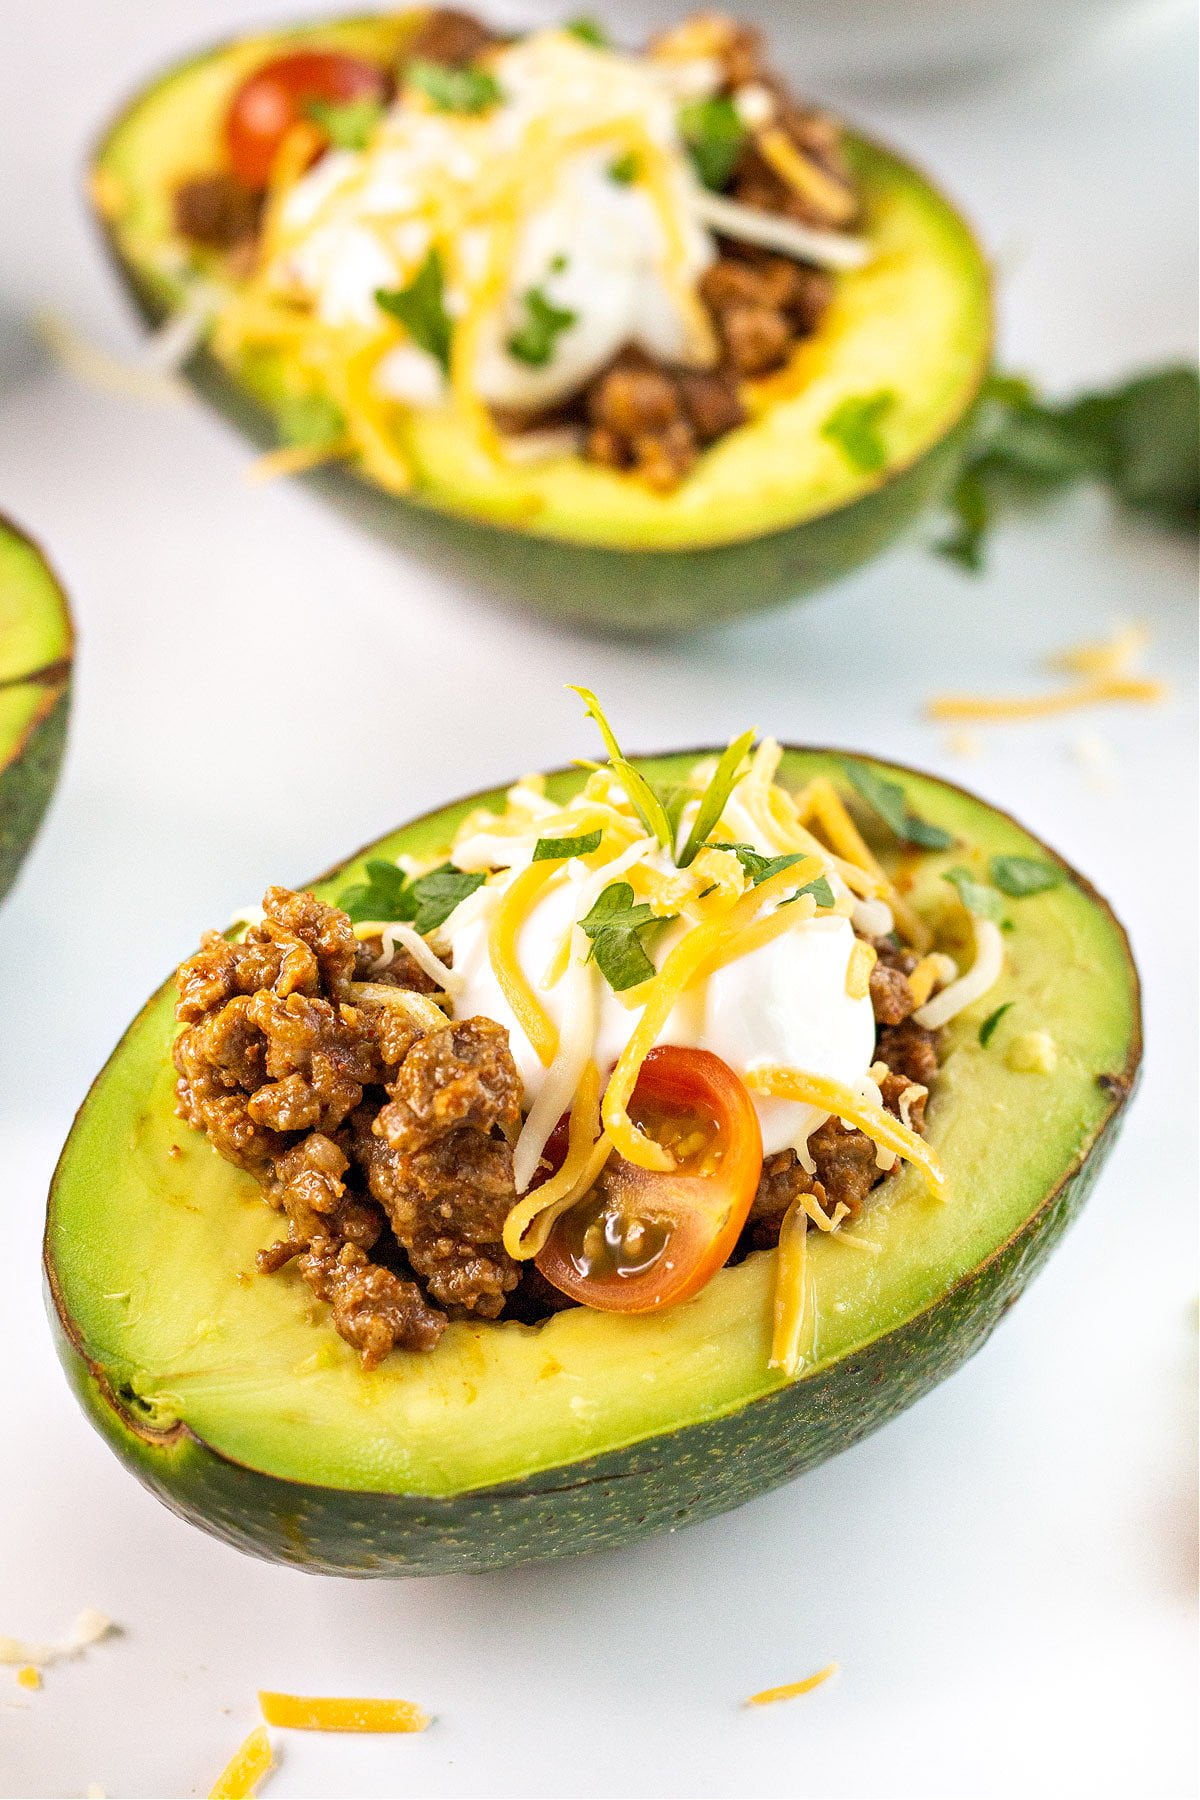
[536,1046,763,1313]
[225,51,389,190]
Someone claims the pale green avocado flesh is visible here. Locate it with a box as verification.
[46,751,1140,1575]
[91,13,992,629]
[0,519,72,902]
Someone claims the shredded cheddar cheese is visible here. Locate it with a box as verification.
[927,674,1165,721]
[747,1663,840,1706]
[845,937,876,999]
[488,860,564,1066]
[258,1692,430,1732]
[209,1727,274,1800]
[748,1065,945,1197]
[769,1197,810,1376]
[16,1666,41,1691]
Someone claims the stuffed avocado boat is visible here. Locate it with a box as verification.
[47,696,1139,1576]
[91,9,991,632]
[0,517,72,903]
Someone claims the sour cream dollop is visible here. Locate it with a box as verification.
[443,860,877,1159]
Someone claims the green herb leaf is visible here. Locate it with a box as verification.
[569,686,674,852]
[305,96,386,150]
[979,1001,1014,1047]
[407,57,504,114]
[838,760,953,851]
[711,842,805,886]
[564,16,609,46]
[677,729,756,866]
[935,365,1200,572]
[821,391,895,474]
[608,150,638,184]
[943,866,1006,923]
[376,249,452,371]
[276,391,347,449]
[579,881,673,992]
[336,859,484,932]
[532,829,602,862]
[338,858,412,924]
[507,286,577,367]
[989,854,1065,898]
[782,874,836,909]
[679,94,745,190]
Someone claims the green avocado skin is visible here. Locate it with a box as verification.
[48,1125,1125,1577]
[0,686,69,902]
[105,263,979,637]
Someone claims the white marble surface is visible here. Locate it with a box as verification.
[0,4,1196,1797]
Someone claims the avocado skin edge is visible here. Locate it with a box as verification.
[0,517,72,903]
[43,753,1141,1578]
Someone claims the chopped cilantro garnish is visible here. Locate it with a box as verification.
[532,829,602,862]
[822,391,895,474]
[305,96,386,150]
[564,17,609,46]
[711,843,805,886]
[979,1001,1014,1047]
[838,760,953,851]
[780,874,837,909]
[407,57,504,114]
[579,881,673,992]
[942,866,1006,924]
[678,94,745,191]
[569,687,674,853]
[608,150,638,184]
[376,249,452,371]
[677,729,756,867]
[276,392,346,449]
[936,366,1200,572]
[989,854,1065,897]
[507,286,577,367]
[338,859,484,933]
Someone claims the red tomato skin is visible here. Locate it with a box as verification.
[225,51,388,189]
[535,1046,763,1314]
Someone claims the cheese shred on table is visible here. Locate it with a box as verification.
[747,1662,840,1705]
[208,1727,274,1800]
[258,1691,431,1732]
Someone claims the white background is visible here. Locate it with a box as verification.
[0,3,1196,1796]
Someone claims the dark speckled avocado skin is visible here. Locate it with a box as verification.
[47,1126,1127,1577]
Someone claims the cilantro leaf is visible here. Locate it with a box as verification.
[979,1001,1014,1047]
[564,17,609,46]
[943,866,1006,923]
[781,874,836,909]
[838,760,953,851]
[407,57,504,114]
[532,829,602,862]
[711,842,805,886]
[608,151,638,184]
[507,286,577,367]
[677,729,756,867]
[579,881,673,992]
[821,391,895,474]
[305,96,386,150]
[336,859,483,932]
[376,249,452,371]
[276,391,346,449]
[989,854,1065,898]
[679,95,745,190]
[569,686,674,852]
[935,366,1200,572]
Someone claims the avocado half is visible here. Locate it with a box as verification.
[0,517,72,903]
[89,13,992,633]
[46,749,1140,1577]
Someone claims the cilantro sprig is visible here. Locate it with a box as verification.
[679,94,745,190]
[677,730,756,867]
[822,391,895,474]
[979,1001,1014,1048]
[711,844,835,908]
[989,855,1064,897]
[338,859,484,933]
[507,286,577,367]
[532,829,602,862]
[936,366,1200,572]
[838,760,953,851]
[376,249,452,371]
[942,866,1006,923]
[407,58,504,114]
[305,96,386,150]
[579,881,674,992]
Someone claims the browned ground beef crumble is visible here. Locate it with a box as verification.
[174,888,940,1363]
[172,11,859,488]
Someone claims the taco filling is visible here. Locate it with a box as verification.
[170,698,1015,1377]
[170,10,868,492]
